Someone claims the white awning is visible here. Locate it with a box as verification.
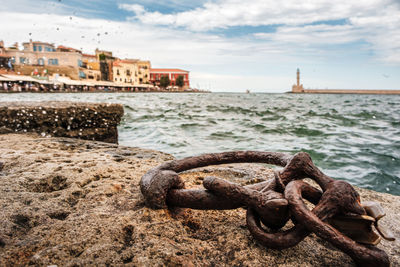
[52,77,86,86]
[1,74,39,82]
[0,74,155,88]
[0,75,13,81]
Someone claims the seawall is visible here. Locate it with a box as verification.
[294,89,400,95]
[0,101,124,143]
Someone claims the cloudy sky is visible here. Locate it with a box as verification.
[1,0,400,92]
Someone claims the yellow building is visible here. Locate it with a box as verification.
[82,54,99,70]
[112,59,139,85]
[137,60,151,84]
[82,54,101,81]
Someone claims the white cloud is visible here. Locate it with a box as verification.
[118,0,400,64]
[119,4,146,15]
[349,7,400,64]
[120,0,392,31]
[254,24,361,45]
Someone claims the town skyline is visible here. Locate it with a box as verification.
[0,38,192,92]
[1,0,400,92]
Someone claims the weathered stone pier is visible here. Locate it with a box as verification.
[0,133,399,266]
[0,101,123,143]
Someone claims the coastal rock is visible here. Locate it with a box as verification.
[0,101,123,143]
[0,133,398,266]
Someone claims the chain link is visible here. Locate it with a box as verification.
[140,151,393,267]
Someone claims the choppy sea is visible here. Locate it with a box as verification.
[1,92,399,195]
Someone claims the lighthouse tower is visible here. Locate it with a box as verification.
[292,68,304,93]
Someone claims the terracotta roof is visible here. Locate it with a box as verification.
[33,41,51,44]
[22,41,54,46]
[83,54,96,58]
[150,68,189,73]
[120,59,139,64]
[57,45,81,52]
[112,59,138,66]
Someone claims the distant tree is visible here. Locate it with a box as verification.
[99,53,106,61]
[176,75,184,87]
[160,75,170,88]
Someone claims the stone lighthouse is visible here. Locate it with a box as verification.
[292,68,304,93]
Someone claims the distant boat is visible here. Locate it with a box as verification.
[246,89,250,94]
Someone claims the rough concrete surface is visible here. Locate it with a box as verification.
[0,133,398,266]
[0,101,123,143]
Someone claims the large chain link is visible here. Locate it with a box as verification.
[140,151,394,267]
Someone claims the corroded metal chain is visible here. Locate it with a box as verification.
[140,151,395,267]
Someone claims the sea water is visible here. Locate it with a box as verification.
[1,92,399,195]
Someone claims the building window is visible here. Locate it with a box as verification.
[38,46,42,52]
[48,59,58,65]
[38,58,44,65]
[79,71,86,78]
[117,69,120,75]
[20,57,26,64]
[77,59,83,67]
[126,69,131,76]
[115,78,117,81]
[33,45,37,52]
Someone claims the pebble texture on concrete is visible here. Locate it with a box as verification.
[0,133,398,266]
[0,101,123,143]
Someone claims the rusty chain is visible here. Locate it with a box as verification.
[140,151,395,267]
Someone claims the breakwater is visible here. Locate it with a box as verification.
[0,101,123,143]
[298,89,400,95]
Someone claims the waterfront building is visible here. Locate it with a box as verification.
[0,41,5,54]
[95,49,114,81]
[4,40,83,80]
[150,68,190,89]
[0,41,11,70]
[292,68,304,93]
[112,59,139,85]
[137,60,151,84]
[82,54,101,81]
[82,54,98,69]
